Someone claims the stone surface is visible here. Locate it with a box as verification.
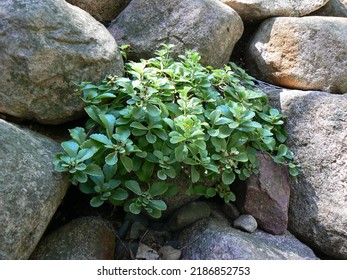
[223,202,241,220]
[0,0,123,124]
[136,243,159,260]
[67,0,131,22]
[108,0,243,68]
[266,89,347,259]
[179,217,318,260]
[235,153,290,235]
[0,120,69,260]
[245,16,347,94]
[158,245,181,260]
[128,221,147,240]
[169,201,211,231]
[233,214,258,233]
[220,0,328,22]
[311,0,347,17]
[31,217,115,260]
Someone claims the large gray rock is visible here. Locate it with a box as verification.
[179,217,318,260]
[265,89,347,259]
[220,0,328,22]
[0,120,69,259]
[31,217,115,260]
[235,153,290,235]
[310,0,347,17]
[108,0,243,68]
[246,16,347,94]
[0,0,123,124]
[67,0,131,22]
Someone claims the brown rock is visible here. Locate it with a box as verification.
[245,16,347,93]
[67,0,131,22]
[235,153,290,235]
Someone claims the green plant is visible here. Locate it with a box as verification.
[54,44,301,218]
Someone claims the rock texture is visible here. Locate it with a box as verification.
[108,0,243,68]
[310,0,347,17]
[31,217,115,260]
[220,0,328,22]
[233,214,258,233]
[67,0,131,22]
[0,120,69,259]
[267,88,347,259]
[246,16,347,93]
[235,153,290,235]
[179,218,318,260]
[169,201,211,231]
[0,0,123,124]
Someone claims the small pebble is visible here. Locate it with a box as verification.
[233,214,258,233]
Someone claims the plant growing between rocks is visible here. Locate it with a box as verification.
[54,44,300,218]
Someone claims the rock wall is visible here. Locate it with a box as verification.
[0,0,346,260]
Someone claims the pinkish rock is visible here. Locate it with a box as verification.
[235,153,290,235]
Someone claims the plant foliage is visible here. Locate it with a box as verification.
[54,44,301,218]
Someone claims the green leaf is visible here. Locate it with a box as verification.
[137,161,154,182]
[69,127,87,145]
[233,152,248,162]
[149,200,167,211]
[84,105,102,125]
[103,163,117,181]
[275,130,288,143]
[147,104,161,117]
[157,169,167,180]
[147,208,162,218]
[208,129,219,137]
[211,137,226,152]
[76,148,96,162]
[243,121,262,128]
[120,155,133,172]
[99,114,116,138]
[90,196,104,207]
[149,182,169,196]
[289,167,299,176]
[61,141,79,157]
[194,140,206,150]
[215,117,231,126]
[146,131,157,144]
[191,166,200,183]
[125,180,142,195]
[105,151,118,165]
[129,203,141,214]
[85,164,103,177]
[277,144,288,157]
[74,170,88,183]
[175,144,188,162]
[90,134,112,145]
[222,171,235,185]
[110,188,128,201]
[130,121,148,130]
[206,188,217,197]
[218,126,232,138]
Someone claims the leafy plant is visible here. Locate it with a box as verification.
[54,44,301,218]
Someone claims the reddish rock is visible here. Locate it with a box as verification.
[235,153,290,235]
